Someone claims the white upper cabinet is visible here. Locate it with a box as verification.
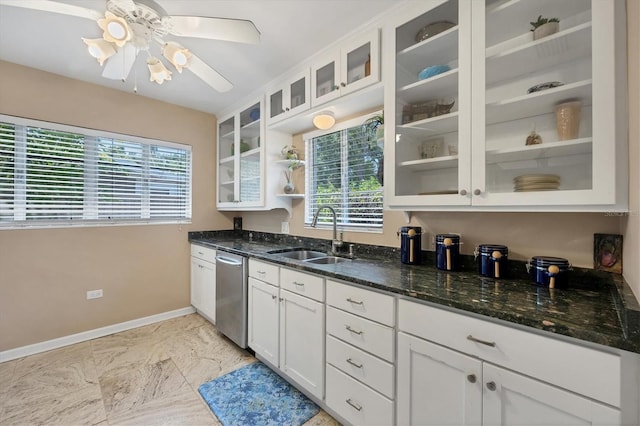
[217,98,292,211]
[266,68,311,125]
[385,0,628,211]
[311,29,381,107]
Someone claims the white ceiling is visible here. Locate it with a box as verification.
[0,0,400,116]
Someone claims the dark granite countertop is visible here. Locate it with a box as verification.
[189,230,640,354]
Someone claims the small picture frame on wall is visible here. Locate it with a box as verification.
[594,233,623,274]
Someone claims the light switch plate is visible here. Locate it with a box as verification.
[281,222,289,234]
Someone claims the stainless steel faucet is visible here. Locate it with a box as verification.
[311,205,343,255]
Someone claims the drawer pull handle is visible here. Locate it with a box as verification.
[467,374,476,383]
[257,270,266,275]
[198,251,204,255]
[346,358,363,368]
[293,281,305,287]
[486,381,497,391]
[346,298,364,305]
[345,398,362,411]
[467,335,496,347]
[345,325,364,335]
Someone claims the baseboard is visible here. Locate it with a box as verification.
[0,306,196,363]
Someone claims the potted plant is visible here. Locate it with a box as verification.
[530,15,560,40]
[363,112,384,149]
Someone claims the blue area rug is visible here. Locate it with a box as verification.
[198,362,320,426]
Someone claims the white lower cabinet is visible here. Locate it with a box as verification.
[248,260,325,401]
[326,364,394,426]
[248,277,279,366]
[190,245,216,323]
[280,289,324,400]
[397,299,625,426]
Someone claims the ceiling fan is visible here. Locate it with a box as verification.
[0,0,261,92]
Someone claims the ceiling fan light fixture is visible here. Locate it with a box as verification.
[98,11,131,46]
[82,38,116,65]
[147,57,172,84]
[313,111,336,130]
[162,42,191,73]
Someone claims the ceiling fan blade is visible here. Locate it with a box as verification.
[188,54,233,93]
[163,16,260,44]
[102,44,137,81]
[0,0,102,20]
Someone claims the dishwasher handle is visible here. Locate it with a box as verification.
[216,256,244,266]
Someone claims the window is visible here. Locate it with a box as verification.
[0,115,191,228]
[305,114,383,231]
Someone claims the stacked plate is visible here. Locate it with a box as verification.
[514,174,560,192]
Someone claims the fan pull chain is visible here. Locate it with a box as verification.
[134,67,138,93]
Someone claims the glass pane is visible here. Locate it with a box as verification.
[0,123,15,221]
[484,0,593,195]
[239,102,262,203]
[346,42,371,84]
[219,116,235,203]
[315,62,336,98]
[290,77,306,108]
[240,156,260,202]
[149,145,190,219]
[97,138,143,219]
[26,127,85,220]
[394,0,460,197]
[270,89,283,118]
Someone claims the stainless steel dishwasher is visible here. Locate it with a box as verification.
[215,252,248,348]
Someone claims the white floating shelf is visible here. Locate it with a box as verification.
[276,193,305,199]
[398,26,459,73]
[398,69,459,104]
[398,155,458,171]
[275,159,306,168]
[486,137,592,164]
[486,79,592,125]
[486,22,592,84]
[398,112,459,136]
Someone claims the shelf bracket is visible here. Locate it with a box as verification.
[403,211,411,223]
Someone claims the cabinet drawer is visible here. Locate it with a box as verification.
[326,365,393,426]
[326,306,394,362]
[249,259,279,285]
[399,299,621,407]
[190,244,216,263]
[280,268,324,302]
[326,335,394,399]
[326,280,395,326]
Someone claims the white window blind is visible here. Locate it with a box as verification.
[0,115,191,228]
[305,119,383,230]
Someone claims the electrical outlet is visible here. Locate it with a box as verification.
[281,221,289,234]
[87,289,103,300]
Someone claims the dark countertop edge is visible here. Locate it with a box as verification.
[188,232,640,354]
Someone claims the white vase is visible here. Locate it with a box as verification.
[533,22,559,40]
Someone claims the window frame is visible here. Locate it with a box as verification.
[303,111,384,233]
[0,114,192,230]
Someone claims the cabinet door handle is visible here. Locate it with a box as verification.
[345,325,364,335]
[346,297,364,305]
[341,82,347,87]
[346,358,363,368]
[293,281,305,287]
[345,398,362,411]
[474,189,482,196]
[467,374,476,383]
[279,297,283,302]
[459,189,467,196]
[285,107,290,112]
[334,85,340,90]
[467,335,496,347]
[486,381,497,391]
[272,295,277,300]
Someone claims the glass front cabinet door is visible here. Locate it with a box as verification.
[385,0,627,212]
[266,69,310,125]
[217,100,265,209]
[385,0,472,208]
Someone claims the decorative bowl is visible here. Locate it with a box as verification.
[418,65,451,80]
[416,21,456,42]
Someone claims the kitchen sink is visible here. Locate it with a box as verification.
[267,248,328,260]
[303,256,350,264]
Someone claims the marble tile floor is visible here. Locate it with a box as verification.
[0,314,340,426]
